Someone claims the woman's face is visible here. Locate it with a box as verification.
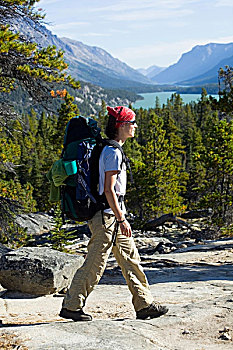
[122,120,138,138]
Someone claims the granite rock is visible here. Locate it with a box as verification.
[0,247,84,295]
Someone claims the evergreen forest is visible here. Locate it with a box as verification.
[1,1,233,247]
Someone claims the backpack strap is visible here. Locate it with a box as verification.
[104,139,126,167]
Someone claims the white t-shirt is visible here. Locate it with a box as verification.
[99,145,127,214]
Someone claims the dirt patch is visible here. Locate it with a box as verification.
[0,332,28,350]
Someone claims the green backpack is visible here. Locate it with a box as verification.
[60,115,127,222]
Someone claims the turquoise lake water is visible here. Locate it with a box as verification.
[132,91,218,109]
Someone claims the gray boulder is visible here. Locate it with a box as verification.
[0,247,84,295]
[15,213,55,235]
[0,243,12,257]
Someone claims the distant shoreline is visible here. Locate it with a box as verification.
[133,91,219,109]
[124,83,219,96]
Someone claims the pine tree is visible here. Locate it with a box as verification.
[181,104,201,169]
[196,89,217,133]
[0,0,80,99]
[155,96,161,113]
[128,110,187,224]
[185,127,206,208]
[136,108,152,146]
[169,93,184,127]
[194,119,233,229]
[0,0,80,231]
[98,99,107,136]
[161,104,186,171]
[35,111,58,210]
[217,66,233,116]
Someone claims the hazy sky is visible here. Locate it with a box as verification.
[38,0,233,69]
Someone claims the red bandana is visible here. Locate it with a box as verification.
[107,106,135,127]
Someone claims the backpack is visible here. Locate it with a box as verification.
[60,115,128,222]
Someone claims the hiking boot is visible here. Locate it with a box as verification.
[59,308,92,321]
[136,302,168,320]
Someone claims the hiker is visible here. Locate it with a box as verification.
[59,106,169,321]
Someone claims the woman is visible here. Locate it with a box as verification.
[60,106,168,321]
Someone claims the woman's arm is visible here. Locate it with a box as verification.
[104,170,131,237]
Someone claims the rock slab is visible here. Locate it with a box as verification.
[0,243,12,257]
[15,213,55,235]
[0,247,84,295]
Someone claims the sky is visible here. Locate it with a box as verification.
[37,0,233,69]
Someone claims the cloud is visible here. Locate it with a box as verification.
[215,0,233,7]
[39,0,63,5]
[48,22,89,30]
[107,8,192,22]
[87,0,201,23]
[110,29,130,34]
[213,35,233,43]
[79,32,111,37]
[90,0,200,13]
[128,19,188,30]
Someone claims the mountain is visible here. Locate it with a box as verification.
[61,38,153,87]
[177,54,233,86]
[9,17,233,92]
[151,43,233,84]
[10,18,152,89]
[137,65,166,78]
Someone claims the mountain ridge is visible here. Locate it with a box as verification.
[10,18,153,89]
[177,54,233,86]
[9,17,233,90]
[137,65,166,79]
[151,42,233,84]
[61,37,153,88]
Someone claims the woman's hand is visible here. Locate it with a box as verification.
[119,219,132,237]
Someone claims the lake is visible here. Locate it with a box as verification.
[132,91,219,109]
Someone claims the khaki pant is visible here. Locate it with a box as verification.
[62,211,154,312]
